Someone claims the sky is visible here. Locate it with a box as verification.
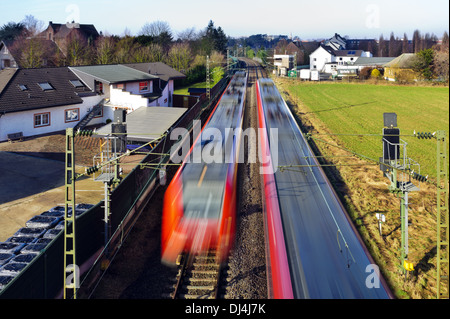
[0,0,448,40]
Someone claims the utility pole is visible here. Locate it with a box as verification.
[64,128,77,299]
[435,130,449,299]
[206,55,211,101]
[380,113,420,274]
[293,52,297,80]
[227,49,230,76]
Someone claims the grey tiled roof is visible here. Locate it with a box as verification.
[123,62,186,82]
[0,67,93,114]
[70,65,158,84]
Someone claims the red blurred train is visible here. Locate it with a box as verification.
[161,71,248,265]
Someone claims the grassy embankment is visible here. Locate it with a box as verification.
[276,79,449,299]
[173,79,222,95]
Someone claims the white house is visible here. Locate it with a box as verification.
[0,63,186,142]
[0,41,19,70]
[123,62,186,107]
[70,63,185,111]
[310,46,373,73]
[310,45,335,72]
[0,67,104,142]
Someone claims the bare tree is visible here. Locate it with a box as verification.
[10,37,60,68]
[177,27,198,42]
[95,36,115,64]
[402,33,410,53]
[378,34,388,57]
[22,15,44,37]
[140,20,172,37]
[442,31,449,49]
[114,36,138,63]
[433,47,449,81]
[167,42,191,72]
[413,29,421,53]
[209,50,225,68]
[147,43,165,62]
[66,34,89,66]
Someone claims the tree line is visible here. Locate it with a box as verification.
[0,17,228,85]
[375,30,448,57]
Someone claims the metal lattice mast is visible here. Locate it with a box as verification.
[436,130,449,299]
[206,55,211,101]
[227,49,230,76]
[64,128,77,299]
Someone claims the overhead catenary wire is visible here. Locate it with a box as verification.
[305,134,438,186]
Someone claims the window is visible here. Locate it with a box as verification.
[18,84,28,91]
[65,108,79,122]
[34,112,50,128]
[38,82,54,91]
[70,80,84,88]
[139,81,149,92]
[95,81,103,94]
[94,106,103,118]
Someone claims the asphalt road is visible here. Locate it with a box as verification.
[261,81,392,299]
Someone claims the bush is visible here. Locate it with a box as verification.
[371,68,381,78]
[360,67,373,79]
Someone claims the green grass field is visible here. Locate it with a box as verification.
[173,79,222,95]
[284,82,449,180]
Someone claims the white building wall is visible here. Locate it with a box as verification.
[148,81,170,107]
[109,86,150,111]
[124,81,153,95]
[310,47,333,72]
[0,44,18,70]
[0,95,104,142]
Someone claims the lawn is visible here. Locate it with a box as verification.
[174,78,222,95]
[284,81,449,180]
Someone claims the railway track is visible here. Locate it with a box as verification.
[169,61,267,300]
[171,250,227,299]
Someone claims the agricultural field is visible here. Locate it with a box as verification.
[276,78,449,299]
[283,81,449,180]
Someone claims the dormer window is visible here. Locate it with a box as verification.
[70,80,84,88]
[38,82,54,91]
[18,84,28,91]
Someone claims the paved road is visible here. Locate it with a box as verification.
[260,81,392,299]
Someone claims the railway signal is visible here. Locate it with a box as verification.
[380,113,421,275]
